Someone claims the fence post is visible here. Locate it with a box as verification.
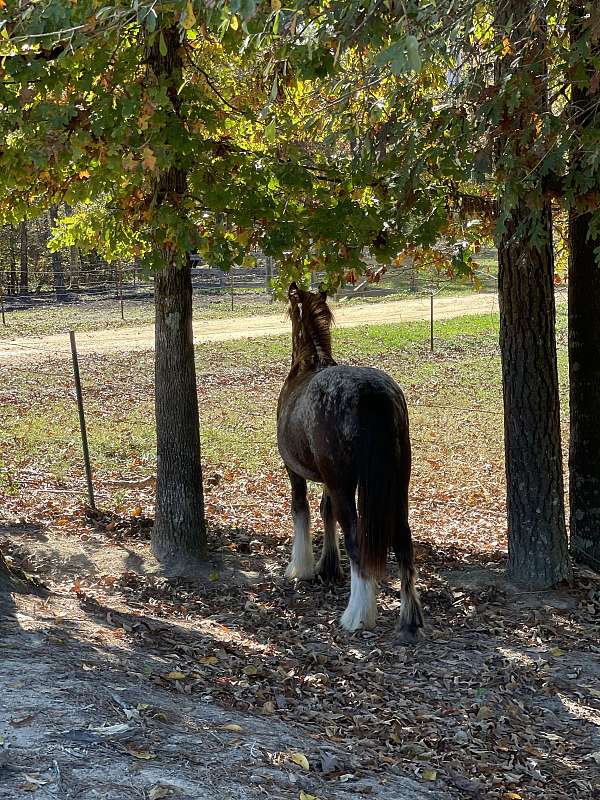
[69,331,96,510]
[430,292,434,352]
[0,282,5,326]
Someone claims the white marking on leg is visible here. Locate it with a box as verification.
[285,510,315,579]
[340,563,377,631]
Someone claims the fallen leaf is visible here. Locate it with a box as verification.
[299,793,320,800]
[291,752,310,770]
[163,671,187,680]
[476,705,494,720]
[243,665,259,676]
[220,723,243,732]
[422,769,437,781]
[126,745,156,760]
[198,656,219,665]
[148,786,171,800]
[550,647,565,657]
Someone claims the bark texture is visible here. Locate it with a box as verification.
[495,0,571,587]
[147,26,206,564]
[568,1,600,571]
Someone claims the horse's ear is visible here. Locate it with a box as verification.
[288,282,301,302]
[319,289,328,301]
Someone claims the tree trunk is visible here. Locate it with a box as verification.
[48,206,66,299]
[147,26,206,564]
[19,220,28,294]
[154,258,206,563]
[495,0,571,587]
[568,1,600,571]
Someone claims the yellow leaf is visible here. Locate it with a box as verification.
[243,665,258,676]
[291,752,310,770]
[422,769,437,781]
[163,671,187,680]
[148,787,171,800]
[142,146,157,172]
[181,0,196,30]
[271,0,282,10]
[502,36,511,55]
[220,723,242,732]
[126,746,157,760]
[56,518,69,526]
[131,506,142,517]
[550,647,565,657]
[230,14,239,30]
[198,656,219,665]
[299,792,320,800]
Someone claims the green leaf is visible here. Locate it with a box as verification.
[265,118,276,143]
[159,32,167,57]
[406,35,422,72]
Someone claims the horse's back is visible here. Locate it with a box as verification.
[278,364,408,485]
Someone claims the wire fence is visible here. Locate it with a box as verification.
[0,248,501,323]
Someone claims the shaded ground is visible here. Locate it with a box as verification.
[0,293,500,361]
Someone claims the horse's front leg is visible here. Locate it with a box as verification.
[284,467,315,580]
[316,491,343,581]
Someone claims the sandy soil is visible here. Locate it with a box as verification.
[0,294,499,361]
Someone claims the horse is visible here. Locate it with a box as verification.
[276,282,424,642]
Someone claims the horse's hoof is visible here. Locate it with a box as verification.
[315,559,344,583]
[340,606,377,632]
[284,562,316,581]
[394,625,424,646]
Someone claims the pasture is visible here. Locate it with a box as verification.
[1,302,599,800]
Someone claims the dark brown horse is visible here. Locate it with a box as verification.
[277,283,424,641]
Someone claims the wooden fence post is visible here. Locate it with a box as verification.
[69,331,96,509]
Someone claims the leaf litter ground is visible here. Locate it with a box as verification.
[1,313,599,800]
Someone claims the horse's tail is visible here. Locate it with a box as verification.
[357,391,411,578]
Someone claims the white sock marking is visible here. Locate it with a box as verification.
[341,563,377,631]
[285,511,315,579]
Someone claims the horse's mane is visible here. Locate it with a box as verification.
[288,289,336,367]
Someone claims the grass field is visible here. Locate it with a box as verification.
[1,306,570,546]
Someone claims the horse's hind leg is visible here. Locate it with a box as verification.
[316,491,343,581]
[284,467,315,580]
[393,521,424,643]
[333,489,377,630]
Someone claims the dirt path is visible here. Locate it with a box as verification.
[0,293,498,361]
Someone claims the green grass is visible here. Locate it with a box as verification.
[0,309,571,517]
